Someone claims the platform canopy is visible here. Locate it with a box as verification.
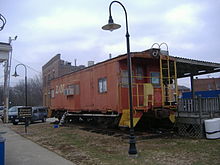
[0,42,12,62]
[173,56,220,78]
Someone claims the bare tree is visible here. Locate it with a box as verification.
[9,74,43,107]
[27,74,43,106]
[10,81,25,106]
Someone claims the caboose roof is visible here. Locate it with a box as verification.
[54,48,220,79]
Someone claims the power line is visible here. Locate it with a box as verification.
[12,58,41,74]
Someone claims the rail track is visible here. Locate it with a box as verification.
[63,122,176,141]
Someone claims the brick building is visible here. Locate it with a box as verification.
[194,77,220,91]
[42,54,85,107]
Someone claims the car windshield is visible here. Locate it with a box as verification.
[9,106,18,112]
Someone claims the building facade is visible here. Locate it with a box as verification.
[42,54,85,107]
[194,77,220,91]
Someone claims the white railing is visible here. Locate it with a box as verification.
[178,97,220,115]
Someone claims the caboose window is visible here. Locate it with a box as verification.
[151,72,160,84]
[98,78,107,93]
[121,70,128,87]
[121,70,135,87]
[136,66,143,80]
[64,84,80,95]
[67,85,75,95]
[75,84,80,95]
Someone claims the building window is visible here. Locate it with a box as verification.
[43,76,46,87]
[217,82,220,90]
[56,85,59,94]
[136,66,143,80]
[50,89,55,98]
[48,74,51,81]
[98,78,107,93]
[208,84,212,91]
[52,69,55,79]
[151,72,160,84]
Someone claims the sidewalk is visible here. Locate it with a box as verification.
[0,123,75,165]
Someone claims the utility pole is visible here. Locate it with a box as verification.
[1,36,17,123]
[3,59,9,123]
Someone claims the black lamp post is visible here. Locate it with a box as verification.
[102,1,137,155]
[12,64,28,106]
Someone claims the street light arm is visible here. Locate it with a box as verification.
[109,1,129,35]
[0,14,6,31]
[13,63,28,106]
[14,63,27,77]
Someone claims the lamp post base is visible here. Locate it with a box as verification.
[128,131,137,155]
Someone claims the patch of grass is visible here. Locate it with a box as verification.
[10,123,220,165]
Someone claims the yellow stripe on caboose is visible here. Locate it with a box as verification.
[119,109,143,127]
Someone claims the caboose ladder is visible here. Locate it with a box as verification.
[160,55,178,107]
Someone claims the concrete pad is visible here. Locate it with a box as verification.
[0,123,75,165]
[46,117,59,123]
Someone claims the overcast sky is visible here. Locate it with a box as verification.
[0,0,220,86]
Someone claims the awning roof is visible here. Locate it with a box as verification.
[173,56,220,78]
[121,50,220,78]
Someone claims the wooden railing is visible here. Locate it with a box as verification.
[177,97,220,138]
[178,97,220,118]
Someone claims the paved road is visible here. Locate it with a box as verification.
[0,123,75,165]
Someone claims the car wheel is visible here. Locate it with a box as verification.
[42,117,46,123]
[13,122,18,125]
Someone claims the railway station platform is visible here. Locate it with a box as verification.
[0,122,75,165]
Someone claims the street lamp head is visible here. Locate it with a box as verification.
[12,71,19,77]
[102,16,121,32]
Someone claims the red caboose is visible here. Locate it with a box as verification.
[48,48,177,127]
